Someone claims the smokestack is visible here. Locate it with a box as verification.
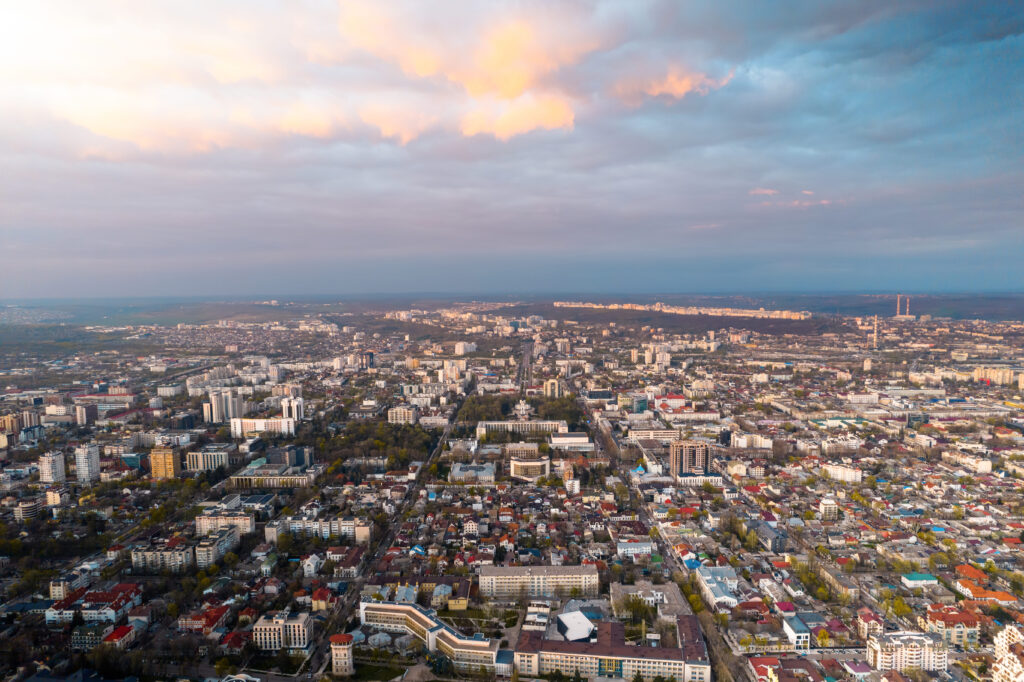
[905,297,910,316]
[896,294,901,316]
[873,315,878,349]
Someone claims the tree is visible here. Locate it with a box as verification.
[633,671,644,682]
[215,658,235,677]
[816,629,831,648]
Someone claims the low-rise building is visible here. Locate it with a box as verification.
[478,565,600,599]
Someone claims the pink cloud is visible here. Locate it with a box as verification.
[749,187,779,196]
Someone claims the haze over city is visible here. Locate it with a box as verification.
[2,1,1022,298]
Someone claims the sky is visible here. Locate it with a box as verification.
[1,0,1022,298]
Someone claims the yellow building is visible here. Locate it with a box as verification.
[150,447,181,480]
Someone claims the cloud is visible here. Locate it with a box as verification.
[461,94,575,140]
[615,66,733,105]
[360,105,436,145]
[749,187,779,195]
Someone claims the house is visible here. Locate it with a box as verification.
[303,554,324,577]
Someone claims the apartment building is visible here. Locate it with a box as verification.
[359,600,498,672]
[195,527,240,569]
[196,510,256,536]
[38,452,66,484]
[822,463,863,483]
[229,417,296,439]
[150,446,181,480]
[130,543,195,574]
[669,440,709,477]
[387,404,419,425]
[867,632,948,672]
[75,444,101,484]
[993,625,1024,682]
[265,515,372,544]
[478,566,599,599]
[920,604,980,647]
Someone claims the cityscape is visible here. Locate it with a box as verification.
[0,296,1023,682]
[2,1,1023,682]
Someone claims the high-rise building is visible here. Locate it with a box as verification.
[150,446,181,480]
[75,404,98,426]
[38,452,66,484]
[669,440,709,477]
[205,390,244,423]
[543,378,563,398]
[75,444,101,485]
[0,413,21,434]
[281,396,304,421]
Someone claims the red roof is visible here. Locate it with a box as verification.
[330,633,354,645]
[103,625,133,642]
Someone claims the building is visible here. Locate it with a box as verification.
[196,510,256,536]
[548,432,594,453]
[130,543,195,574]
[281,396,305,421]
[252,610,314,652]
[822,463,863,483]
[230,417,296,439]
[186,445,233,472]
[15,498,42,522]
[449,462,495,483]
[993,625,1024,682]
[819,497,839,520]
[330,633,355,676]
[266,515,372,544]
[38,452,66,484]
[387,404,419,425]
[669,440,709,477]
[195,527,240,569]
[543,379,563,398]
[229,458,315,489]
[509,455,551,482]
[866,632,948,672]
[920,604,980,647]
[784,616,811,651]
[695,566,739,611]
[478,566,599,599]
[205,389,244,423]
[75,444,101,484]
[475,420,568,439]
[150,446,181,480]
[75,404,98,426]
[856,608,885,640]
[359,600,498,672]
[514,616,710,682]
